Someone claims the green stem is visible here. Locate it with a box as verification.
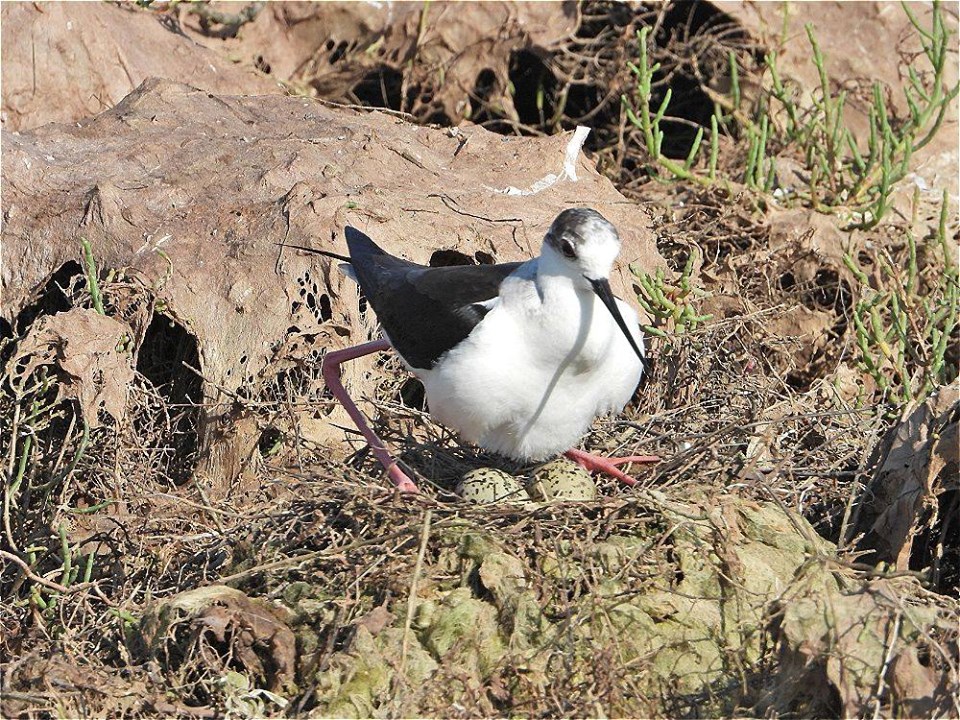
[80,238,105,315]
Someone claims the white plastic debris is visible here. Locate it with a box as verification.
[494,125,591,196]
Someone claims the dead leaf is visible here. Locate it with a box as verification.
[853,384,960,568]
[771,574,947,717]
[137,585,297,695]
[7,308,134,428]
[888,642,958,718]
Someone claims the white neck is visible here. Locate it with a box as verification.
[535,245,590,300]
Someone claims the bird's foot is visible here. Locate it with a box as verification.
[387,463,419,494]
[564,448,659,487]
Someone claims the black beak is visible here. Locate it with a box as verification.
[587,276,650,373]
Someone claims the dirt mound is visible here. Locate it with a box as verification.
[2,78,659,486]
[0,2,281,132]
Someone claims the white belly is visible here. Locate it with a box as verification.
[414,296,644,461]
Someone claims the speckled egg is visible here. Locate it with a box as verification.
[526,458,597,501]
[456,468,531,504]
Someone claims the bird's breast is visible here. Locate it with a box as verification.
[515,290,618,368]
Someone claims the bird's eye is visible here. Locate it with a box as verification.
[560,239,577,259]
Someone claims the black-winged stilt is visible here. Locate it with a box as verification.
[291,208,657,492]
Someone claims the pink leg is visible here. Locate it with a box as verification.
[322,338,418,493]
[564,448,659,487]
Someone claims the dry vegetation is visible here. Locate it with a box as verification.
[2,1,958,718]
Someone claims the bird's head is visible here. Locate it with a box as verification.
[541,208,646,364]
[543,208,622,282]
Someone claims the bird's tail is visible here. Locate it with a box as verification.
[276,227,389,285]
[275,227,385,265]
[344,226,387,261]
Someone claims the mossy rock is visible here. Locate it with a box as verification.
[314,626,438,718]
[419,587,507,677]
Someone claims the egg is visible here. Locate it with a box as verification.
[526,458,597,501]
[456,467,531,504]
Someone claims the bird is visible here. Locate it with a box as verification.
[285,208,657,493]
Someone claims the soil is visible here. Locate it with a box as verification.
[1,2,958,718]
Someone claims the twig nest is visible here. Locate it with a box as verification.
[526,458,597,501]
[456,468,531,504]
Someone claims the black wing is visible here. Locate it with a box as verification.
[345,227,523,370]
